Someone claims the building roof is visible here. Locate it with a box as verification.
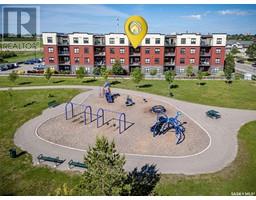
[226,40,254,47]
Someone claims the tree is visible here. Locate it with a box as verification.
[149,69,157,77]
[186,65,193,77]
[8,70,18,84]
[93,66,101,76]
[224,53,235,84]
[230,47,240,56]
[130,67,144,86]
[197,70,203,86]
[76,66,86,81]
[246,44,256,60]
[164,70,175,96]
[112,60,125,75]
[100,67,110,81]
[53,183,73,196]
[76,136,130,195]
[44,67,53,82]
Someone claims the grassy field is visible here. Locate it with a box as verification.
[0,76,256,110]
[155,120,256,195]
[0,86,255,195]
[1,51,43,63]
[0,89,82,195]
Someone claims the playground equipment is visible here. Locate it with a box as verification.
[125,96,135,106]
[150,111,185,145]
[206,110,221,119]
[65,102,129,134]
[68,159,87,169]
[103,81,114,103]
[150,105,166,114]
[37,154,65,167]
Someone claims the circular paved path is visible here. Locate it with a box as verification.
[1,85,256,174]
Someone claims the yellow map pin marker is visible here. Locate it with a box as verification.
[124,16,148,48]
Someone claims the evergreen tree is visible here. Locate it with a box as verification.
[246,44,256,60]
[112,60,125,75]
[186,65,193,77]
[224,53,235,84]
[76,136,130,195]
[197,70,203,85]
[8,70,18,84]
[131,67,144,86]
[76,66,86,81]
[44,67,53,82]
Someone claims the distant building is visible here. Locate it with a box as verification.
[42,32,227,75]
[226,40,254,58]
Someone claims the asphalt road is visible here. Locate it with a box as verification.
[1,85,255,174]
[235,62,256,75]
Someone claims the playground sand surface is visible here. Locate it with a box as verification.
[38,92,210,157]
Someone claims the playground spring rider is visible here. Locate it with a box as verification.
[103,82,114,103]
[150,111,185,145]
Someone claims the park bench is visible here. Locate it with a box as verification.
[206,110,221,119]
[68,159,87,169]
[48,100,59,108]
[37,154,65,167]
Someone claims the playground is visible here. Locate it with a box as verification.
[37,88,210,157]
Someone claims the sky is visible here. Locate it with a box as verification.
[1,4,256,34]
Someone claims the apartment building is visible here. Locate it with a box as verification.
[42,32,226,75]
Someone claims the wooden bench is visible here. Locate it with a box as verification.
[37,154,65,167]
[68,159,87,169]
[48,100,59,108]
[206,110,221,119]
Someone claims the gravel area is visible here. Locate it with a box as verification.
[38,93,210,157]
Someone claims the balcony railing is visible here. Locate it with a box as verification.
[59,61,70,65]
[94,41,105,46]
[94,52,106,56]
[164,62,175,66]
[58,51,70,55]
[200,41,212,46]
[165,41,176,46]
[58,41,69,46]
[95,62,105,65]
[200,62,210,66]
[164,52,175,56]
[200,52,211,57]
[129,62,140,66]
[129,52,140,56]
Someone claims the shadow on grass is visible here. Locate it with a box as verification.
[23,101,37,107]
[138,84,152,88]
[18,81,32,85]
[124,164,160,195]
[110,80,121,85]
[196,82,207,86]
[82,79,97,83]
[52,80,65,84]
[16,151,27,158]
[170,84,179,89]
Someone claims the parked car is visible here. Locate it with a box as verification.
[237,60,245,64]
[252,63,256,68]
[24,60,35,64]
[33,64,45,70]
[0,64,9,71]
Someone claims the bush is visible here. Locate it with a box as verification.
[112,60,125,75]
[150,69,158,76]
[93,66,101,76]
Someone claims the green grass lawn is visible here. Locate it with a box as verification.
[0,85,255,195]
[155,120,256,195]
[1,51,43,64]
[0,76,256,110]
[0,89,82,195]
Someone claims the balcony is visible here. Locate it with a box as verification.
[58,41,69,46]
[165,41,176,46]
[58,51,70,55]
[164,52,175,57]
[200,52,211,57]
[129,62,140,66]
[200,62,210,66]
[94,52,106,56]
[59,61,70,65]
[129,52,140,57]
[164,62,175,66]
[200,40,212,47]
[94,61,105,66]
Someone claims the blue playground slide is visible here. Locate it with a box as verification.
[105,92,114,103]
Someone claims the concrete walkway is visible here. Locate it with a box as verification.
[1,85,255,174]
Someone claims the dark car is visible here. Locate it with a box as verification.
[0,64,9,71]
[252,63,256,68]
[24,60,35,64]
[237,60,245,64]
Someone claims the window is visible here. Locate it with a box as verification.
[180,58,185,64]
[84,47,89,54]
[190,58,195,64]
[109,38,115,44]
[145,38,150,44]
[119,38,125,44]
[191,38,196,44]
[190,48,195,54]
[74,57,80,64]
[216,48,221,54]
[85,58,90,64]
[49,57,54,62]
[155,38,160,44]
[47,37,53,43]
[145,58,150,64]
[145,68,150,73]
[145,48,150,54]
[110,48,115,54]
[216,38,222,44]
[179,68,185,73]
[155,48,160,54]
[74,47,79,53]
[110,58,115,64]
[83,37,89,44]
[215,58,221,64]
[48,47,54,53]
[120,48,125,54]
[212,68,219,74]
[181,38,186,44]
[120,58,125,64]
[154,58,160,64]
[180,48,186,55]
[73,37,79,44]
